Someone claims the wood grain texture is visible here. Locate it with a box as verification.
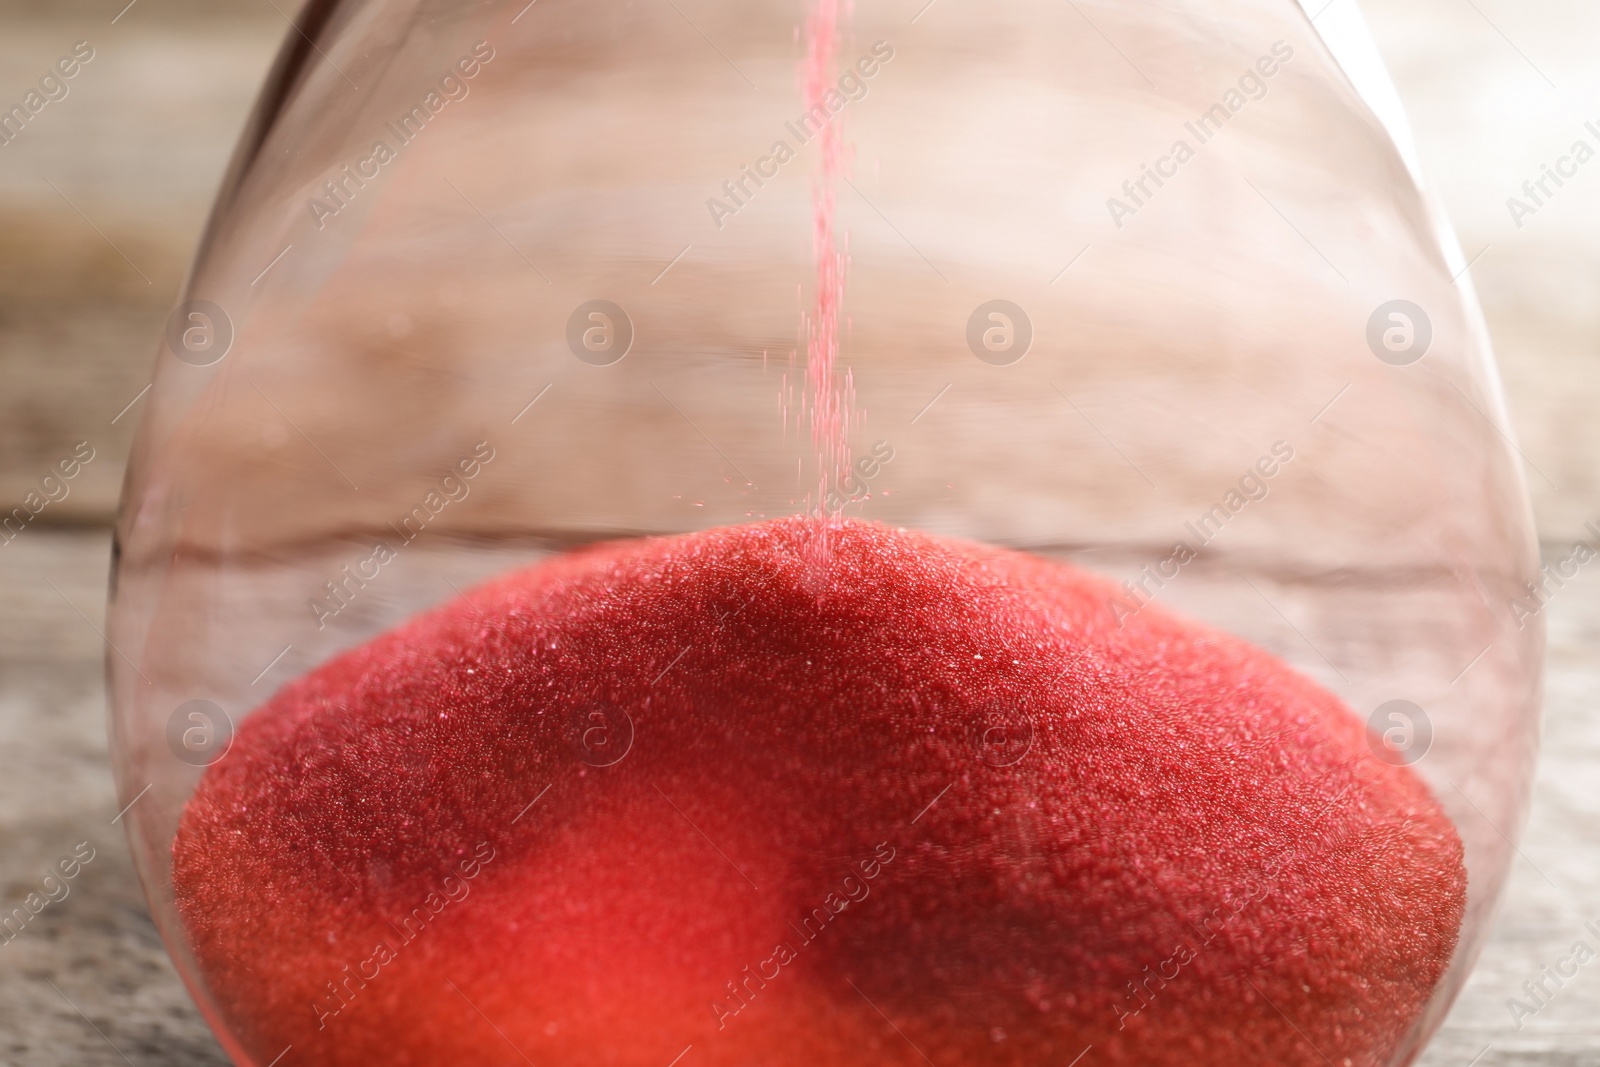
[3,531,1597,1065]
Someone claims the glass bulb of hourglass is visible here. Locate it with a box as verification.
[109,2,1541,1065]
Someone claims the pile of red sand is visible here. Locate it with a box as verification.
[172,517,1464,1067]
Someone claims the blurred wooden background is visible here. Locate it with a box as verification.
[0,0,1596,1063]
[0,0,281,521]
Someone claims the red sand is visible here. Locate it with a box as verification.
[802,0,851,529]
[173,518,1464,1067]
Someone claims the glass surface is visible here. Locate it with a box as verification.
[108,1,1542,1065]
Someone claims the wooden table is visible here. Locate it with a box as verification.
[0,528,1595,1065]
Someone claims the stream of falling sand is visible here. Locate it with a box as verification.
[802,0,854,566]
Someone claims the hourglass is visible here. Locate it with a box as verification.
[109,0,1541,1064]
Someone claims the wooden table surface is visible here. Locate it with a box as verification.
[2,534,1597,1066]
[2,1,1598,1065]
